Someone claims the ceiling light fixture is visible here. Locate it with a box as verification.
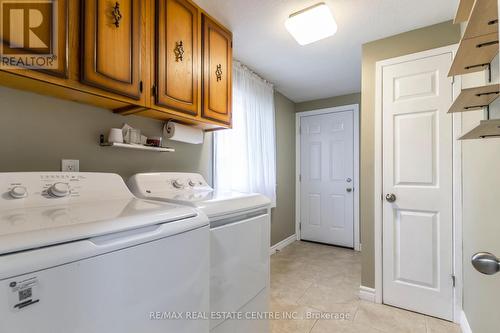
[285,2,337,46]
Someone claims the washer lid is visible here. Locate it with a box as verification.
[140,190,271,218]
[0,198,199,255]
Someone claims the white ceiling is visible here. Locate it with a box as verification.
[193,0,458,102]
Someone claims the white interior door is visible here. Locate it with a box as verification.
[382,52,454,320]
[300,110,354,248]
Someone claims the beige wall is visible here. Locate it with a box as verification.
[0,86,296,247]
[0,86,213,181]
[360,21,461,287]
[271,91,296,245]
[295,93,361,112]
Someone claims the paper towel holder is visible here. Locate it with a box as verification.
[163,120,204,145]
[165,119,175,135]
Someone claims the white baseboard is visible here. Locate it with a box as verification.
[460,311,472,333]
[269,234,296,255]
[358,286,376,303]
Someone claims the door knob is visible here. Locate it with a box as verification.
[385,193,396,203]
[471,252,500,275]
[346,188,353,192]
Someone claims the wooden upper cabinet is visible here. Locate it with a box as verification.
[155,0,200,115]
[81,0,143,100]
[202,14,232,125]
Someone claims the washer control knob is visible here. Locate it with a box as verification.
[10,186,28,199]
[49,182,70,197]
[188,180,196,187]
[172,179,184,189]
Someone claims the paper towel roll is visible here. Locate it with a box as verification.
[163,121,204,144]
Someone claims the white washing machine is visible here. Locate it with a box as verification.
[127,172,271,333]
[0,172,209,333]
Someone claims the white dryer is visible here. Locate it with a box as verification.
[0,172,209,333]
[127,172,271,333]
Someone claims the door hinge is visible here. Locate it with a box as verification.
[152,84,158,97]
[299,174,302,182]
[451,275,456,287]
[299,223,301,231]
[299,125,302,135]
[139,81,143,93]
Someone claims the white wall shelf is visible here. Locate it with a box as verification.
[100,142,175,152]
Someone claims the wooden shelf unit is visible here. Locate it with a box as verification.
[449,84,500,113]
[454,0,475,23]
[460,119,500,140]
[462,0,498,40]
[448,32,499,76]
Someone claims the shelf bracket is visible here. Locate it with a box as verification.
[464,63,490,71]
[465,104,490,110]
[476,40,499,49]
[475,91,500,97]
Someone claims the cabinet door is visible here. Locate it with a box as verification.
[202,15,232,125]
[81,0,142,100]
[155,0,199,115]
[0,0,68,78]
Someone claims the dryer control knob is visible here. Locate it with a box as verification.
[188,180,196,187]
[10,186,28,199]
[49,182,70,197]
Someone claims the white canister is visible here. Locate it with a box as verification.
[108,128,124,143]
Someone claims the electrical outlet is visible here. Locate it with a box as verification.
[61,159,79,172]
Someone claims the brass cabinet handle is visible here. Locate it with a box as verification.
[112,2,122,28]
[174,41,184,62]
[215,64,222,81]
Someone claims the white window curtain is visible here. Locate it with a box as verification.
[214,61,276,204]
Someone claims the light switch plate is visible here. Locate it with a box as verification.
[61,159,79,172]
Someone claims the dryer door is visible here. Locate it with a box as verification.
[210,213,270,329]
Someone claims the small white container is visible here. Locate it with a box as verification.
[108,128,124,143]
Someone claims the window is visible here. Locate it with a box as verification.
[214,61,277,204]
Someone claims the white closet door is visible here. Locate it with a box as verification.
[382,51,454,320]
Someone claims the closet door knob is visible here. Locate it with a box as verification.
[385,193,396,203]
[472,252,500,275]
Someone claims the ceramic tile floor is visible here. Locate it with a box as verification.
[270,241,461,333]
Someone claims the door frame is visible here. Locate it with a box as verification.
[374,44,463,323]
[295,104,360,251]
